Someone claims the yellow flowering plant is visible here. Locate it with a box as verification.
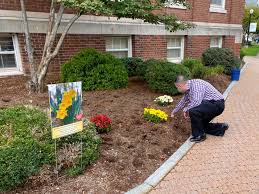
[144,108,168,123]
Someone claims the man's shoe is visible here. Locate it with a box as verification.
[221,123,229,130]
[218,123,229,136]
[190,134,206,142]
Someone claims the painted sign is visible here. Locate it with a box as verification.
[48,82,83,139]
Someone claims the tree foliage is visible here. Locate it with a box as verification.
[20,0,193,92]
[59,0,192,31]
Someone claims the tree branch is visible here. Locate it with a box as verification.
[20,0,36,78]
[38,3,64,74]
[37,13,81,85]
[40,0,57,65]
[51,13,82,59]
[46,3,65,56]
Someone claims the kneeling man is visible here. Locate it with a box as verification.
[171,75,229,142]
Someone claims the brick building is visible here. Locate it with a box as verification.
[0,0,245,80]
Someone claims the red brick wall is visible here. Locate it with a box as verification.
[0,0,244,24]
[167,0,245,24]
[184,36,210,59]
[0,0,51,13]
[16,34,240,82]
[17,33,105,81]
[184,35,241,59]
[223,36,241,57]
[229,0,245,24]
[132,35,167,60]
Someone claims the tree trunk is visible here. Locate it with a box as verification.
[20,0,38,93]
[36,13,82,92]
[20,0,82,93]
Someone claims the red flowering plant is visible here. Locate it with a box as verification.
[90,114,112,133]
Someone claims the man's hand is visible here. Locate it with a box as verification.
[171,112,175,118]
[183,111,189,119]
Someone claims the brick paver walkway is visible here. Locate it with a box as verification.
[150,57,259,194]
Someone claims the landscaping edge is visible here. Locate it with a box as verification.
[125,61,249,194]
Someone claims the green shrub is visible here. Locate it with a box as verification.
[0,107,54,192]
[202,48,241,75]
[120,57,145,77]
[61,48,128,91]
[182,58,206,78]
[145,61,191,95]
[136,59,161,78]
[83,63,128,90]
[204,65,225,77]
[240,49,245,60]
[57,121,101,176]
[0,107,101,191]
[0,139,45,191]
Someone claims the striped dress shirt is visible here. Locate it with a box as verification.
[172,79,224,113]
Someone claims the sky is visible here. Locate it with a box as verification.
[246,0,258,6]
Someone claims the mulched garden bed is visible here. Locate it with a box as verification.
[1,74,230,194]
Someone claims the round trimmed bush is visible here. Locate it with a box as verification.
[145,61,191,95]
[61,48,128,91]
[204,65,225,77]
[83,63,128,90]
[182,58,206,78]
[120,57,145,77]
[140,59,164,79]
[202,48,241,75]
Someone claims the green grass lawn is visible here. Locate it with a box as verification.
[241,44,259,56]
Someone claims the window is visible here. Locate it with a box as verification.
[105,36,132,58]
[211,0,223,6]
[210,0,226,13]
[0,36,17,68]
[167,37,184,63]
[210,37,222,48]
[0,34,22,76]
[165,0,186,9]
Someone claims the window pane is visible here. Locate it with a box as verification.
[210,37,221,47]
[105,38,113,50]
[120,38,128,49]
[0,54,16,68]
[0,37,14,51]
[211,0,222,6]
[113,38,121,49]
[167,38,181,47]
[108,51,128,58]
[167,49,181,58]
[106,37,129,50]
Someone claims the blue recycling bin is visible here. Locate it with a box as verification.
[231,68,240,81]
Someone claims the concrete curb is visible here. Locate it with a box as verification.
[125,62,249,194]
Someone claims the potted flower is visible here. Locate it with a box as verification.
[90,114,112,133]
[144,108,168,123]
[154,95,173,106]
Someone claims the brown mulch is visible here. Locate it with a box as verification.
[1,74,230,194]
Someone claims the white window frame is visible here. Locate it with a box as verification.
[210,0,227,14]
[210,36,223,48]
[105,36,132,58]
[167,37,184,63]
[165,0,187,9]
[0,34,22,76]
